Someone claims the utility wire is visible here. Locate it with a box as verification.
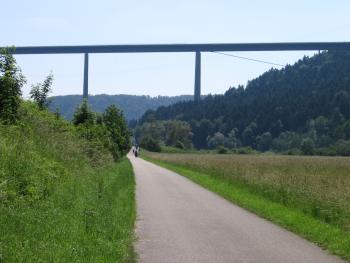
[211,51,284,67]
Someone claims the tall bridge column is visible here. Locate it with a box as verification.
[83,53,89,99]
[194,51,201,102]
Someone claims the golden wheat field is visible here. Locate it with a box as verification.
[145,152,350,232]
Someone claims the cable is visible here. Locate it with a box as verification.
[211,51,284,67]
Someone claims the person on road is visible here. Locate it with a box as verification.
[134,145,140,157]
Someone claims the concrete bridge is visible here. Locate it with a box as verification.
[4,42,350,101]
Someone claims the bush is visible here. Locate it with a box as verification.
[237,146,254,154]
[334,140,350,156]
[314,147,337,156]
[286,148,303,155]
[140,136,161,152]
[217,146,228,154]
[174,140,185,149]
[301,138,314,155]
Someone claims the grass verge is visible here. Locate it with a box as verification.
[143,154,350,261]
[0,102,136,262]
[0,158,136,262]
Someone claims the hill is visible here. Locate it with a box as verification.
[49,94,193,121]
[138,51,350,155]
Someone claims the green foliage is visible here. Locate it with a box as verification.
[242,122,257,146]
[256,132,273,152]
[217,146,228,154]
[0,102,135,262]
[73,99,95,125]
[225,128,240,149]
[237,146,255,154]
[301,138,315,155]
[333,140,350,156]
[207,132,225,149]
[140,136,161,152]
[73,101,131,161]
[138,51,350,155]
[135,120,192,149]
[30,72,53,110]
[103,105,131,160]
[0,48,26,123]
[144,153,350,261]
[174,140,185,149]
[341,120,350,139]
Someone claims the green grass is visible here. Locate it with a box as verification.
[143,152,350,261]
[0,102,136,262]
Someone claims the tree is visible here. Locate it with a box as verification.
[164,120,193,149]
[301,138,314,155]
[103,105,130,158]
[73,99,95,125]
[256,132,273,152]
[140,136,161,152]
[0,48,26,123]
[314,116,329,135]
[207,132,225,149]
[135,50,350,154]
[225,128,240,149]
[191,119,214,149]
[30,72,53,110]
[272,131,302,152]
[242,122,257,147]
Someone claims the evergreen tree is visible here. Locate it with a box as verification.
[0,48,26,123]
[73,99,95,125]
[103,105,130,159]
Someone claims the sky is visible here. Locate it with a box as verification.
[1,0,350,97]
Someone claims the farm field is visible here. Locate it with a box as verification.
[143,152,350,260]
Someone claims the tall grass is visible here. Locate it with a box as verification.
[144,152,350,260]
[145,152,350,232]
[0,102,135,262]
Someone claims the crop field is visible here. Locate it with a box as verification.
[144,152,350,259]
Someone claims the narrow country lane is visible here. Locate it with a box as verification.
[128,153,345,263]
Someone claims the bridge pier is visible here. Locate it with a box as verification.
[83,53,89,99]
[194,51,201,102]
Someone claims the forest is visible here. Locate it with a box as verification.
[136,51,350,155]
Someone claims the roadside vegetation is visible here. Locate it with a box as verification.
[144,152,350,261]
[0,48,135,262]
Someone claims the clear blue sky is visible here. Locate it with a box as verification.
[2,0,349,97]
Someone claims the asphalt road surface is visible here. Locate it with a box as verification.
[128,153,345,263]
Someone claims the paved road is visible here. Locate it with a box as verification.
[128,153,345,263]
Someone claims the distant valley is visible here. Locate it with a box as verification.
[49,94,193,121]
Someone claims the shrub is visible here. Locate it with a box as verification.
[314,147,337,156]
[301,138,314,155]
[217,146,228,154]
[334,140,350,156]
[174,140,185,149]
[237,146,254,154]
